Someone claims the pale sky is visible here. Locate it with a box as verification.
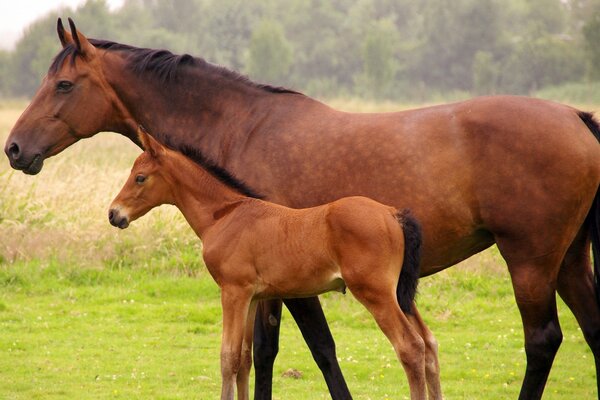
[1,0,124,50]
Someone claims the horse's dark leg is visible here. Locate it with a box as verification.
[284,296,352,400]
[501,247,563,400]
[253,298,283,400]
[557,227,600,398]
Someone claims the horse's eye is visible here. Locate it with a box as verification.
[135,175,146,185]
[56,80,73,92]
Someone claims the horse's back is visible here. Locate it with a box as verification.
[245,96,600,271]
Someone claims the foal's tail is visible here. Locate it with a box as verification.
[396,209,422,315]
[579,111,600,308]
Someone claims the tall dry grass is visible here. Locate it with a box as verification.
[0,102,201,272]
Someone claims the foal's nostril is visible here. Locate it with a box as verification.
[108,209,117,226]
[7,142,20,160]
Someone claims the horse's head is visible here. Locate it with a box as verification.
[5,18,129,174]
[109,126,172,229]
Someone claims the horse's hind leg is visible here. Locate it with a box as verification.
[407,306,442,400]
[499,247,563,400]
[557,226,600,397]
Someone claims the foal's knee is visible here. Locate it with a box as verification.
[221,349,242,377]
[423,334,439,370]
[525,321,563,368]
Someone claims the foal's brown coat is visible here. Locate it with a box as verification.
[109,129,440,400]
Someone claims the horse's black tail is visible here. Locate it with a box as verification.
[589,189,600,308]
[396,209,422,315]
[579,111,600,308]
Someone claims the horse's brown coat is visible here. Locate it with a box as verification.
[5,19,600,399]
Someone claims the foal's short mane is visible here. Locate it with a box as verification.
[159,135,263,200]
[49,39,301,95]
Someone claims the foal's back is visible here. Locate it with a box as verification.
[201,196,403,300]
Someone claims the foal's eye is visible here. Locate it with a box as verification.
[135,175,146,185]
[56,80,73,93]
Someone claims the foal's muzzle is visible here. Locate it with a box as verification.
[108,208,129,229]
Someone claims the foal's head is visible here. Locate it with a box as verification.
[109,127,174,229]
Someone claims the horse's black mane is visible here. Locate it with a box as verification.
[49,39,301,95]
[159,134,263,200]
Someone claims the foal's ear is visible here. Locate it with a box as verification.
[137,125,163,158]
[57,18,73,48]
[67,18,95,57]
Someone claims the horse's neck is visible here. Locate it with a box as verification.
[103,52,273,163]
[167,155,247,238]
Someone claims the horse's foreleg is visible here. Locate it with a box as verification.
[504,253,563,400]
[407,306,442,400]
[284,296,352,400]
[557,228,600,398]
[220,288,253,400]
[253,299,283,400]
[237,300,257,400]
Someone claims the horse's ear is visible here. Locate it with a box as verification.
[67,18,95,57]
[137,125,163,158]
[57,18,73,48]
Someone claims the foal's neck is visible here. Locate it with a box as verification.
[166,154,249,238]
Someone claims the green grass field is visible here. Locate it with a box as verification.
[0,100,597,399]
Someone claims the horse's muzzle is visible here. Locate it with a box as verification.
[108,208,129,229]
[4,140,44,175]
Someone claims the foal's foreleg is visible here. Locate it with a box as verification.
[220,288,253,400]
[407,305,442,400]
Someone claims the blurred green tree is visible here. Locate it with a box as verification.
[245,19,293,84]
[356,19,399,98]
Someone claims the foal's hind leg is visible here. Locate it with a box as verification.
[407,306,442,400]
[557,227,600,397]
[350,285,426,400]
[500,249,564,400]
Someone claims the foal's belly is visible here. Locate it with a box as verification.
[253,263,347,300]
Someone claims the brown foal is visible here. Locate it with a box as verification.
[108,127,441,400]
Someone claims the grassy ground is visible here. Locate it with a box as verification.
[0,100,597,399]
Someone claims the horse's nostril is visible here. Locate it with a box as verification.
[7,142,20,159]
[108,210,114,221]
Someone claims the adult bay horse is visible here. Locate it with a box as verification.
[108,126,439,400]
[5,18,600,399]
